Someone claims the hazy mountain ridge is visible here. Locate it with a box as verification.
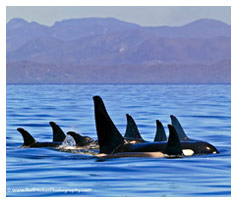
[7,17,141,52]
[7,17,230,52]
[6,17,231,84]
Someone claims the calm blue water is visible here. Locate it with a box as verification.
[6,84,231,197]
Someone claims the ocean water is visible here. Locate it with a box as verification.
[6,84,231,197]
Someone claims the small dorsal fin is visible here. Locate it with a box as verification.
[163,125,183,156]
[154,120,167,142]
[67,131,87,146]
[17,128,37,146]
[170,115,189,141]
[49,122,66,142]
[124,114,143,140]
[93,96,125,154]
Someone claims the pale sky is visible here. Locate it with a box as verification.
[6,6,231,27]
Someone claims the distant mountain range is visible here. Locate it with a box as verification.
[6,17,231,84]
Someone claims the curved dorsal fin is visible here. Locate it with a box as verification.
[67,131,87,146]
[17,128,37,146]
[49,122,66,142]
[124,114,143,140]
[93,96,125,154]
[154,120,167,142]
[170,115,189,141]
[163,125,183,156]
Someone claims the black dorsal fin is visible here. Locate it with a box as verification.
[17,128,37,146]
[163,125,183,156]
[170,115,189,140]
[67,131,86,146]
[124,114,143,140]
[154,120,167,142]
[49,122,66,142]
[93,96,125,154]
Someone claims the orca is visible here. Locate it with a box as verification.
[17,121,66,148]
[93,95,219,156]
[170,115,219,155]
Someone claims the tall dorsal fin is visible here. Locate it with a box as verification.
[124,114,143,140]
[163,125,183,156]
[93,96,125,154]
[154,120,167,141]
[49,122,66,142]
[170,115,189,141]
[17,128,37,146]
[67,131,87,146]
